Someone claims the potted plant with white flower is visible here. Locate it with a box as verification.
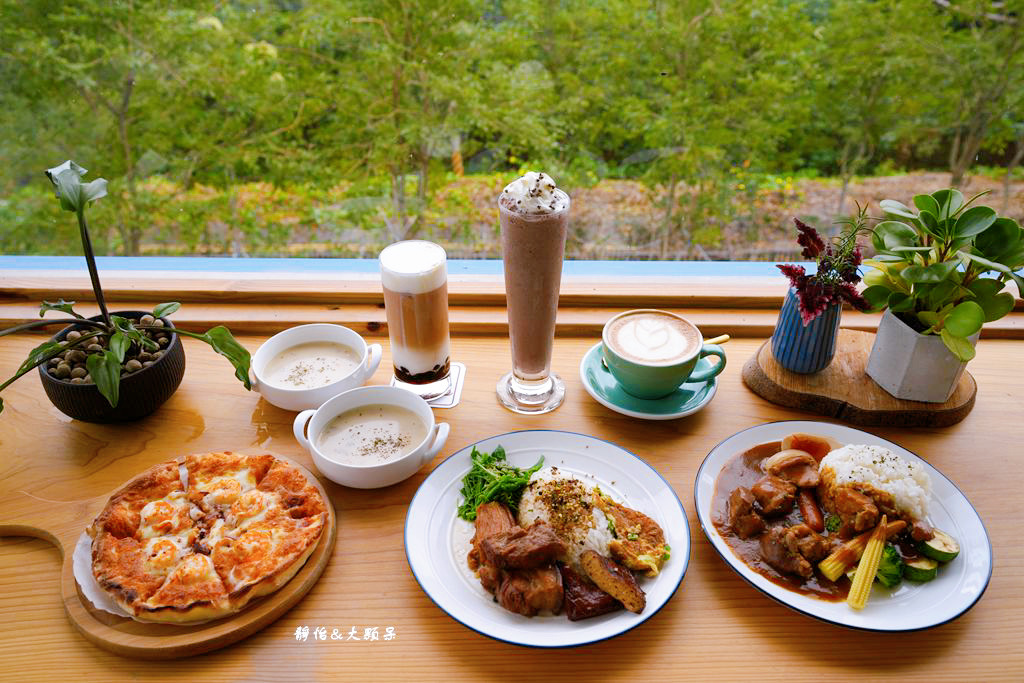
[862,188,1023,402]
[0,161,252,422]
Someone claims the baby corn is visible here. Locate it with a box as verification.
[847,515,888,610]
[818,520,906,582]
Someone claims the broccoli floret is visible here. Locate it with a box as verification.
[875,544,904,588]
[824,514,841,533]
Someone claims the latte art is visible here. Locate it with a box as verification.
[606,312,700,364]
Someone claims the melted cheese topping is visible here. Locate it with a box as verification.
[173,553,218,584]
[229,489,281,533]
[195,468,256,508]
[218,525,288,592]
[142,531,196,575]
[139,490,191,539]
[201,516,231,549]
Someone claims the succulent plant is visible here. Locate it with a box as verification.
[862,188,1024,361]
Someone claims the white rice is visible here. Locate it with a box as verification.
[517,467,613,567]
[820,444,931,520]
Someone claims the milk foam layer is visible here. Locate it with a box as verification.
[500,171,569,214]
[379,240,447,294]
[607,312,700,364]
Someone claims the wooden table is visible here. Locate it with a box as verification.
[1,331,1022,681]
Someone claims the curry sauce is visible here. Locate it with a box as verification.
[712,441,848,601]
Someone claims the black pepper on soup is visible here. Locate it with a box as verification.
[315,404,428,465]
[263,341,361,389]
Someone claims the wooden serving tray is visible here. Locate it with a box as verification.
[0,456,336,659]
[741,329,977,428]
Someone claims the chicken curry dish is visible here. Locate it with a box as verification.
[712,433,961,609]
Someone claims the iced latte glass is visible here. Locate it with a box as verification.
[379,240,452,400]
[496,172,569,414]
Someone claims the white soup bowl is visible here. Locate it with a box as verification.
[292,385,449,489]
[251,324,382,411]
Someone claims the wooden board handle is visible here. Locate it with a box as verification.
[0,490,100,554]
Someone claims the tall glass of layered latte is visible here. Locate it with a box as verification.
[496,172,569,414]
[379,240,451,400]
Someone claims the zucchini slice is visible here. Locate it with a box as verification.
[917,529,960,563]
[904,557,938,582]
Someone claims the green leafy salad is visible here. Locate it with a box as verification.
[456,445,544,521]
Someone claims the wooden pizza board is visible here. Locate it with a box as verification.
[0,455,336,659]
[741,329,977,428]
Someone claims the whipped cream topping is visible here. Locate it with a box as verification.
[500,171,569,214]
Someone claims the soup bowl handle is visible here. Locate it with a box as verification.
[420,422,450,464]
[358,344,383,383]
[293,409,317,451]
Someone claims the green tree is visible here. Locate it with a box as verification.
[811,0,926,215]
[926,0,1024,186]
[641,0,816,256]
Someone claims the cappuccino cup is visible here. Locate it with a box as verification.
[601,309,726,399]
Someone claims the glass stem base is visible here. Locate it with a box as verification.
[496,371,565,414]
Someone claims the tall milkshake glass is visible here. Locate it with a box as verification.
[496,172,569,414]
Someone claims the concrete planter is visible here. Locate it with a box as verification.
[866,309,979,403]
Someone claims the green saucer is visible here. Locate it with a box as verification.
[578,342,718,420]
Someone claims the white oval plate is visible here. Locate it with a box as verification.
[694,420,992,631]
[405,430,690,647]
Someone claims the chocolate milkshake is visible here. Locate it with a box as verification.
[497,172,569,414]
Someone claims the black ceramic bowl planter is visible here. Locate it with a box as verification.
[38,311,186,422]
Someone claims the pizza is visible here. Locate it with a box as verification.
[87,451,328,624]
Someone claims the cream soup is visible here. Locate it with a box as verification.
[263,341,361,389]
[316,404,427,465]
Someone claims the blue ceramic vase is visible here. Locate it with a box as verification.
[770,288,842,374]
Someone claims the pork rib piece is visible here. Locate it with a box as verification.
[478,520,567,569]
[496,566,564,617]
[468,502,516,570]
[559,564,623,621]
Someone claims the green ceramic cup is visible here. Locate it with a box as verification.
[600,310,726,399]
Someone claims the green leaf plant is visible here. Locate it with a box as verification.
[0,161,252,415]
[863,188,1024,362]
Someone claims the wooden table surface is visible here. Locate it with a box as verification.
[1,331,1021,681]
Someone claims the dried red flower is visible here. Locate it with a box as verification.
[838,282,870,311]
[795,218,826,259]
[778,217,867,324]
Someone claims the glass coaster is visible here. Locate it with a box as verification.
[390,362,465,409]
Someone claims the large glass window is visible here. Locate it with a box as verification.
[2,1,1021,262]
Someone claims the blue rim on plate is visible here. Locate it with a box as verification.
[579,342,717,420]
[693,420,993,632]
[404,429,690,648]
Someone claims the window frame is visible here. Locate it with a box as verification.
[1,255,1019,339]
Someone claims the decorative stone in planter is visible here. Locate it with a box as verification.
[38,311,186,422]
[866,310,980,403]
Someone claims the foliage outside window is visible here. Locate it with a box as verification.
[1,0,1022,262]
